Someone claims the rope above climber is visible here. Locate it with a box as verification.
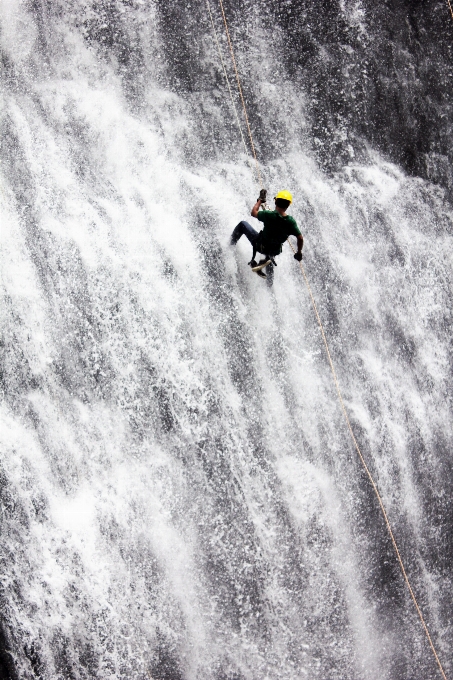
[230,190,304,284]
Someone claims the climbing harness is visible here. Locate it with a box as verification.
[208,3,449,679]
[250,232,280,264]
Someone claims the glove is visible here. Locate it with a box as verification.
[294,251,303,262]
[258,188,267,203]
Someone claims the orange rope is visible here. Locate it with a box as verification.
[217,0,263,188]
[206,0,256,177]
[286,240,448,680]
[215,3,449,677]
[447,0,453,21]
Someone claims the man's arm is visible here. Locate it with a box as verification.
[294,233,304,261]
[251,199,262,218]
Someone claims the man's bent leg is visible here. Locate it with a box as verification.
[230,221,259,246]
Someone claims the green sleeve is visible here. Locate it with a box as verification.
[288,217,301,236]
[257,210,270,223]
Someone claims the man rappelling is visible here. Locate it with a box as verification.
[230,190,303,284]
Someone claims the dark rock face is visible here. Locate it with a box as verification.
[6,0,450,192]
[0,623,18,680]
[270,0,453,191]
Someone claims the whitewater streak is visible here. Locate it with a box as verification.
[1,1,452,679]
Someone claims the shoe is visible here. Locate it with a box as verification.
[251,259,271,272]
[248,259,258,268]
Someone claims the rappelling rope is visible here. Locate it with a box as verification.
[216,0,263,188]
[205,0,256,179]
[213,3,449,679]
[286,240,448,679]
[447,0,453,21]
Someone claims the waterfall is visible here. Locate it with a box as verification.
[1,1,452,678]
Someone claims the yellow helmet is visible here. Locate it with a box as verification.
[274,190,293,204]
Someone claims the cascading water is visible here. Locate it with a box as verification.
[1,1,452,678]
